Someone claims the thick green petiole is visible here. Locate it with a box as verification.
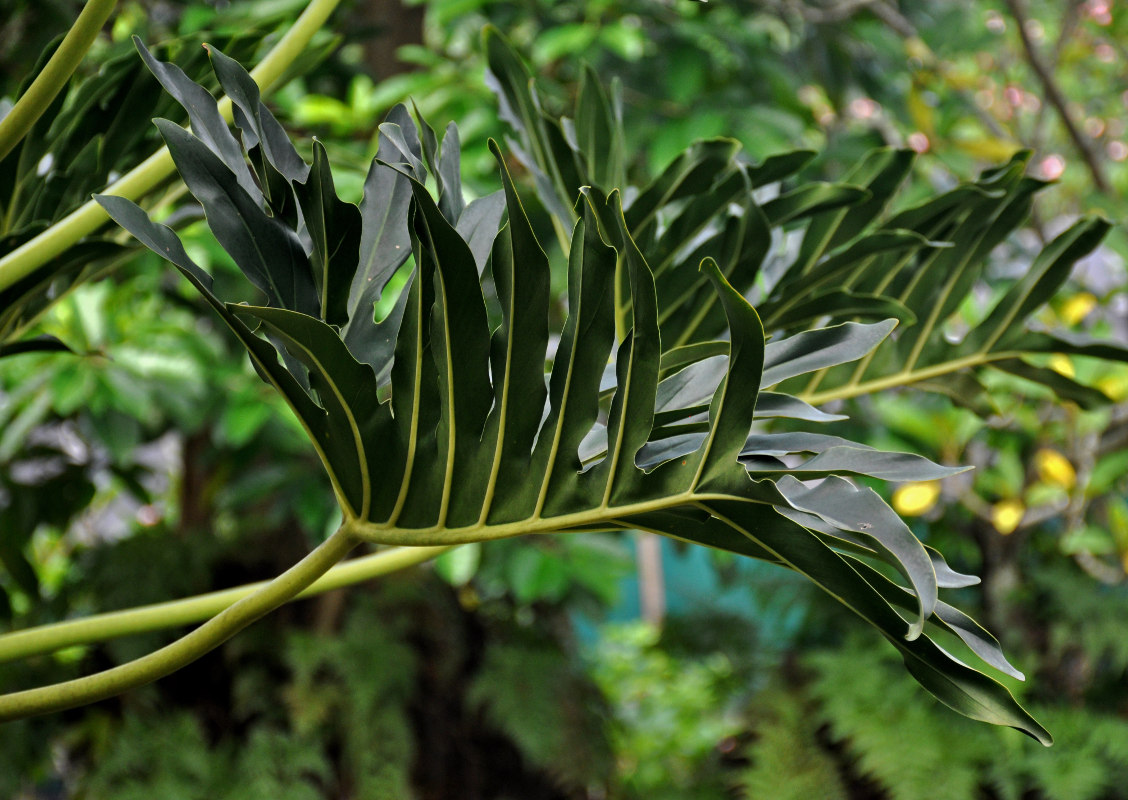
[0,0,117,162]
[0,0,345,296]
[0,544,454,665]
[0,525,360,722]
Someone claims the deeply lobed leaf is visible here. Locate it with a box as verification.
[90,36,1091,745]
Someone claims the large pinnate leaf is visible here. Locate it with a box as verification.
[96,40,1061,744]
[484,30,1121,414]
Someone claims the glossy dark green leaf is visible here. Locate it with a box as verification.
[478,140,552,523]
[774,475,936,638]
[962,217,1111,356]
[573,64,624,190]
[232,305,385,518]
[914,372,998,416]
[696,500,1050,745]
[655,191,772,349]
[295,140,362,327]
[0,335,71,359]
[741,436,967,482]
[648,169,751,280]
[761,319,896,387]
[206,45,309,184]
[792,148,915,275]
[348,113,419,355]
[94,194,339,492]
[377,106,426,178]
[895,166,1039,367]
[902,653,1049,745]
[764,290,915,330]
[532,206,617,518]
[753,392,846,422]
[134,38,261,202]
[583,188,661,501]
[990,359,1111,409]
[455,191,505,273]
[653,355,725,415]
[625,138,740,233]
[743,149,817,186]
[761,182,869,226]
[416,108,465,225]
[780,473,938,636]
[100,41,1072,743]
[483,25,576,225]
[764,229,938,327]
[155,119,318,317]
[1015,329,1128,362]
[402,173,494,528]
[658,342,730,374]
[688,258,766,490]
[847,556,1023,680]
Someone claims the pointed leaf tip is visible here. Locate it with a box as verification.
[698,256,720,278]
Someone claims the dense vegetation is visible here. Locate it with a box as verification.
[2,1,1128,797]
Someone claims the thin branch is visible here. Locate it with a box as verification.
[863,1,916,38]
[1027,2,1083,175]
[1003,0,1111,194]
[1074,551,1124,584]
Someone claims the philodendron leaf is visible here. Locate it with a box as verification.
[990,358,1113,409]
[134,38,262,203]
[99,40,1070,745]
[572,64,624,190]
[346,111,421,372]
[775,475,937,639]
[691,500,1050,745]
[785,160,1114,411]
[761,319,897,387]
[294,140,362,327]
[761,182,870,226]
[206,44,309,184]
[846,555,1023,680]
[791,147,916,276]
[94,195,349,505]
[231,305,385,519]
[155,119,318,317]
[961,216,1111,356]
[763,290,915,330]
[483,25,577,227]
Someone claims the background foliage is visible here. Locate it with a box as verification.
[2,0,1128,797]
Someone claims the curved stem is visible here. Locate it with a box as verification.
[0,524,358,722]
[0,0,344,295]
[0,544,453,665]
[0,0,117,163]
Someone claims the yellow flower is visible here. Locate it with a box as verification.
[1048,354,1075,378]
[892,481,942,516]
[992,500,1025,535]
[1060,292,1097,326]
[1035,448,1076,489]
[1096,374,1128,402]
